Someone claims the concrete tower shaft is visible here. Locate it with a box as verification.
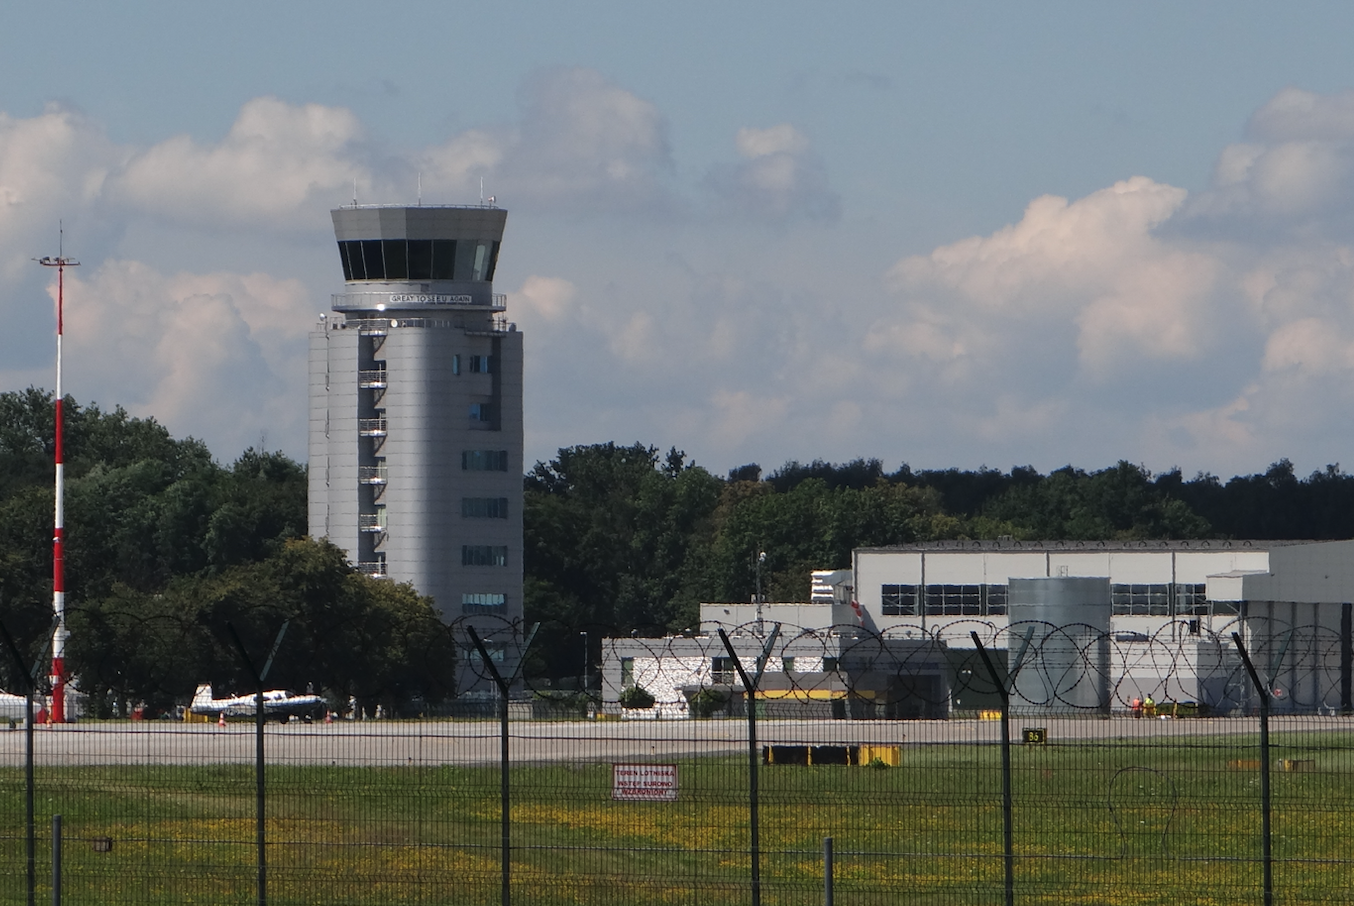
[310,205,523,634]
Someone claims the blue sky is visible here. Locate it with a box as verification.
[5,3,1354,479]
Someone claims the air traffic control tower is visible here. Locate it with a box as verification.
[309,205,523,638]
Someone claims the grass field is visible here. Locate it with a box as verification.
[3,727,1353,905]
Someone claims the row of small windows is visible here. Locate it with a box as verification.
[880,582,1228,617]
[462,545,508,567]
[462,592,506,614]
[337,239,500,283]
[462,450,509,471]
[462,497,509,518]
[708,656,832,684]
[881,584,1008,617]
[451,354,494,375]
[1112,583,1225,616]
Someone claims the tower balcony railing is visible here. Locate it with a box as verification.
[331,293,507,313]
[358,512,387,532]
[358,370,388,389]
[357,561,388,578]
[358,465,388,485]
[358,417,387,437]
[467,314,517,336]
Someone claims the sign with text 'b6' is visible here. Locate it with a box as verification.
[612,763,678,801]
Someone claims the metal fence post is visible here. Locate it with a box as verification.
[972,632,1014,906]
[823,836,834,906]
[226,620,290,906]
[468,623,538,906]
[1,616,55,906]
[718,624,781,906]
[1232,632,1274,906]
[50,814,61,906]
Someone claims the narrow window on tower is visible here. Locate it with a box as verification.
[337,241,360,280]
[486,240,501,281]
[360,240,386,281]
[452,355,461,376]
[469,403,493,422]
[462,450,509,471]
[406,240,433,280]
[431,240,457,280]
[462,498,509,518]
[462,593,506,614]
[382,239,408,280]
[462,545,508,567]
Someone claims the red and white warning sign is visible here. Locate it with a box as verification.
[611,763,678,801]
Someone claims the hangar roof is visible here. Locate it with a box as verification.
[856,539,1316,554]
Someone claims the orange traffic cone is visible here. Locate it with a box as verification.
[218,712,226,729]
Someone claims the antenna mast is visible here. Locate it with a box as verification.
[37,225,78,724]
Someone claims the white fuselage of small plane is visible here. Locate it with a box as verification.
[0,690,30,721]
[190,684,324,720]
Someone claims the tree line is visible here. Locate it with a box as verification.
[3,387,1354,703]
[0,389,451,715]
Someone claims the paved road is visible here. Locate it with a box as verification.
[0,715,1336,768]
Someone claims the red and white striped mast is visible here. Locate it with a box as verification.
[38,228,77,723]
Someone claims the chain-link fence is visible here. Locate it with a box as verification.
[3,614,1353,905]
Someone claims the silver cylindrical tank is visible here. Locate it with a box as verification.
[1007,577,1111,715]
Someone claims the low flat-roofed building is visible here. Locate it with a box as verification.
[855,539,1354,714]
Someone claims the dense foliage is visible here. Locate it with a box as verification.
[5,387,1354,702]
[523,450,1354,649]
[0,389,451,714]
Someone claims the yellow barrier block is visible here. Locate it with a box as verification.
[183,711,213,724]
[858,745,902,766]
[757,689,848,701]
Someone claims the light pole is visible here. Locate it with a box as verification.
[755,550,766,638]
[579,631,589,692]
[37,233,78,723]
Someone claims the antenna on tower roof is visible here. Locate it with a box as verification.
[480,177,484,205]
[418,172,422,206]
[353,177,358,207]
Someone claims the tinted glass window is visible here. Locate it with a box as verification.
[462,545,508,567]
[382,240,408,280]
[432,240,457,280]
[361,240,386,281]
[455,240,477,282]
[462,450,509,471]
[472,243,488,281]
[486,241,501,281]
[406,240,433,280]
[337,242,355,280]
[462,593,506,614]
[462,497,509,518]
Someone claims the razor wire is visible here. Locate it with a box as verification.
[1,614,1353,906]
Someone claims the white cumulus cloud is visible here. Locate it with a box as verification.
[704,123,839,222]
[420,67,675,213]
[0,104,125,279]
[108,97,368,229]
[57,261,315,457]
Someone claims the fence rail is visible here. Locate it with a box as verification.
[2,616,1352,905]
